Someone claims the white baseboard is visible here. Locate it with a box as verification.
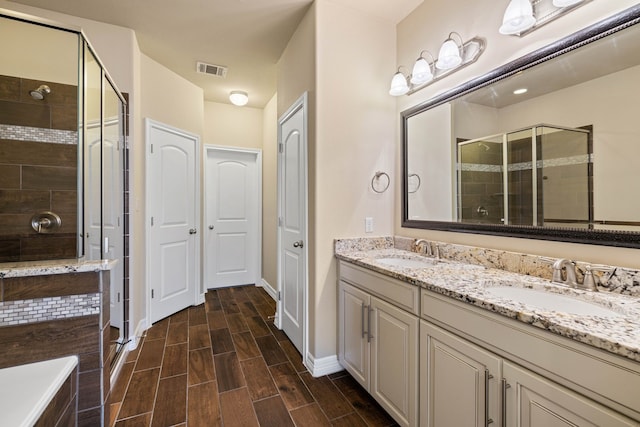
[129,318,147,351]
[110,344,128,387]
[196,292,205,305]
[305,353,343,377]
[257,278,278,302]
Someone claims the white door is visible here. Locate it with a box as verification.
[146,119,200,324]
[277,94,307,355]
[103,118,123,330]
[85,127,102,262]
[205,147,261,289]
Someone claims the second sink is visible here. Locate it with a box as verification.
[375,257,439,269]
[485,286,623,317]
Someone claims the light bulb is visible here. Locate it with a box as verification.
[389,71,409,96]
[436,39,462,70]
[410,57,434,85]
[229,91,249,106]
[499,0,536,35]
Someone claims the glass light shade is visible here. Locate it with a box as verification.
[229,90,249,106]
[552,0,584,6]
[389,71,409,96]
[410,57,433,85]
[436,39,462,70]
[499,0,536,35]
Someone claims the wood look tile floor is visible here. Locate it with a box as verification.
[111,285,398,427]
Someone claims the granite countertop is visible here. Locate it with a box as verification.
[336,247,640,363]
[0,259,117,278]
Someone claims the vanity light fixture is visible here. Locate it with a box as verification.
[229,90,249,106]
[389,34,485,96]
[500,0,590,37]
[389,67,410,96]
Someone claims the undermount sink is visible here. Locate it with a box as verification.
[375,257,438,269]
[485,286,622,317]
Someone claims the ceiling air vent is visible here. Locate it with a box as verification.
[196,61,228,77]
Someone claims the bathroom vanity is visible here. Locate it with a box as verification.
[336,238,640,427]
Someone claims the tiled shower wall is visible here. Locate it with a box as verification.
[0,75,78,262]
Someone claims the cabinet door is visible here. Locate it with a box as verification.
[338,281,370,389]
[503,361,638,427]
[371,296,419,427]
[420,321,502,427]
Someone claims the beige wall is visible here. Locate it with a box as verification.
[141,54,203,136]
[262,94,278,292]
[312,0,397,359]
[203,101,263,149]
[395,0,640,269]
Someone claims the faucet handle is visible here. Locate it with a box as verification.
[582,264,613,291]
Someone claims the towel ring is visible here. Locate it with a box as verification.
[408,173,421,193]
[371,171,390,193]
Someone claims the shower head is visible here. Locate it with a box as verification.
[29,85,51,100]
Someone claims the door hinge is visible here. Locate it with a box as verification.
[117,292,121,303]
[278,217,283,227]
[151,216,154,226]
[278,143,283,153]
[117,216,120,227]
[151,289,154,298]
[150,144,154,154]
[277,291,281,301]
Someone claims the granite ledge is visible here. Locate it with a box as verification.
[335,247,640,363]
[0,259,117,279]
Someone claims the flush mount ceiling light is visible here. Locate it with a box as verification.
[500,0,590,37]
[513,88,528,94]
[389,34,485,96]
[229,90,248,106]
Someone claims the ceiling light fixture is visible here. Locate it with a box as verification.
[513,88,528,95]
[389,33,485,96]
[229,90,248,106]
[500,0,589,37]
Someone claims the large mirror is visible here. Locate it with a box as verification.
[402,5,640,248]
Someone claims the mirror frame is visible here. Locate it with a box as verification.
[401,4,640,248]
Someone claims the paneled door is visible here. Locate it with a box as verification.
[278,93,308,355]
[146,119,200,324]
[204,146,261,289]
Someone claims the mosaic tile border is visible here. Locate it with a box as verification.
[0,293,100,326]
[0,124,77,145]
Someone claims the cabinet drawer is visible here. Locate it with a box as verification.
[339,261,419,316]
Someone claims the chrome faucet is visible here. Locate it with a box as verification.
[551,259,578,288]
[414,239,432,256]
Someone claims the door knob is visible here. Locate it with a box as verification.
[208,225,214,230]
[293,240,304,248]
[189,228,197,234]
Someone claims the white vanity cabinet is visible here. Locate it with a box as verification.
[421,289,640,427]
[338,261,419,427]
[503,361,637,427]
[420,321,502,427]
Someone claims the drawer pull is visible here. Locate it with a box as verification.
[501,379,510,427]
[485,370,494,425]
[361,302,366,339]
